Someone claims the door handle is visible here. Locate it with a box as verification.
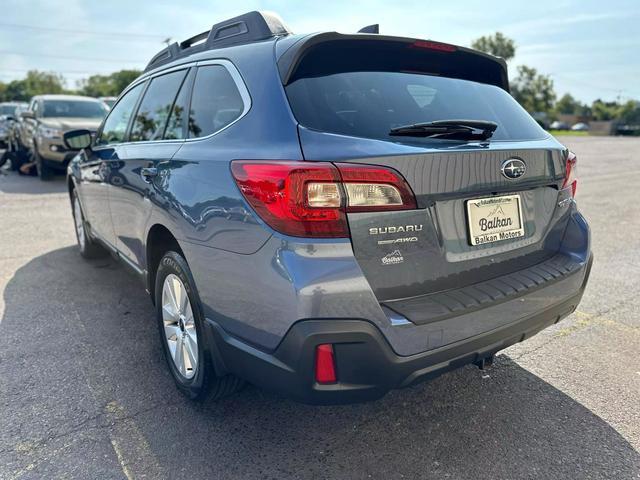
[140,167,158,183]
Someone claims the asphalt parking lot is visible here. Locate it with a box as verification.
[1,136,639,480]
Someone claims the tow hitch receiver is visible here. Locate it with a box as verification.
[474,355,495,370]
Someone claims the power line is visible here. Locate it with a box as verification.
[0,50,145,64]
[0,68,122,75]
[549,72,639,98]
[0,21,166,40]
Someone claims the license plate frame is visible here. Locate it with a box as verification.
[466,194,525,246]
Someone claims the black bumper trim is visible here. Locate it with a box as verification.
[204,255,592,405]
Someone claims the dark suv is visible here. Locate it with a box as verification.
[65,11,592,404]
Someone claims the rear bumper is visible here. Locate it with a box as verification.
[204,254,592,405]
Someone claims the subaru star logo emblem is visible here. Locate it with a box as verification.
[501,158,526,179]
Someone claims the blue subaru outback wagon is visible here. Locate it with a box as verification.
[64,11,592,404]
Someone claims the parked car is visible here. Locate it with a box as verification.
[0,102,28,168]
[99,96,117,109]
[550,120,569,130]
[2,103,30,170]
[0,102,26,149]
[571,122,589,131]
[64,11,592,404]
[21,94,108,179]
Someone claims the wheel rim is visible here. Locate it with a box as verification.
[161,274,198,379]
[73,196,86,251]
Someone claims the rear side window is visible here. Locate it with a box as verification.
[97,82,144,146]
[285,42,546,143]
[130,69,187,142]
[188,65,244,138]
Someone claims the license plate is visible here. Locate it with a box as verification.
[466,194,525,246]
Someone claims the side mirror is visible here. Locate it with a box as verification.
[64,129,92,150]
[20,110,35,120]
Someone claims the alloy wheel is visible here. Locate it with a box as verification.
[161,274,198,379]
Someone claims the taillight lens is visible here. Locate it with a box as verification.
[562,151,578,197]
[230,161,417,238]
[336,163,417,212]
[315,344,337,384]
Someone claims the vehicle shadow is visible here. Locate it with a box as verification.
[0,168,67,195]
[1,246,639,479]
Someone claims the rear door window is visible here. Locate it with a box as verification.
[188,65,244,138]
[164,69,195,140]
[130,69,187,142]
[96,82,145,146]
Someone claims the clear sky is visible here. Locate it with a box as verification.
[1,0,638,103]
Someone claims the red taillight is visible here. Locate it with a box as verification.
[230,161,417,238]
[315,344,337,384]
[409,40,457,52]
[562,151,578,197]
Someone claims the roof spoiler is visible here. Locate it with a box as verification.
[145,11,292,72]
[277,32,509,91]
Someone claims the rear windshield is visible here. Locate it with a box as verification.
[42,100,107,119]
[0,105,16,115]
[285,42,546,143]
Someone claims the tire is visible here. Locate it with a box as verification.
[33,145,54,181]
[155,251,243,401]
[71,190,108,259]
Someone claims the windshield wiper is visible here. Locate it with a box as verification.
[389,119,498,141]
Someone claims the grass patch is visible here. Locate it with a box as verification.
[548,130,589,136]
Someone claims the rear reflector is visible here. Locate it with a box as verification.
[231,161,417,237]
[315,344,337,384]
[561,151,578,197]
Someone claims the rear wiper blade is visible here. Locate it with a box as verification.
[389,119,498,141]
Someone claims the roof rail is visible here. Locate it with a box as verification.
[144,11,292,72]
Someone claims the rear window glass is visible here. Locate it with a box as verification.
[0,105,16,115]
[188,65,244,138]
[285,42,546,143]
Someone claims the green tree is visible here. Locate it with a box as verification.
[591,99,640,123]
[3,70,65,101]
[591,99,620,121]
[511,65,556,115]
[555,94,581,114]
[555,93,591,118]
[78,69,141,97]
[471,32,516,61]
[617,100,640,124]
